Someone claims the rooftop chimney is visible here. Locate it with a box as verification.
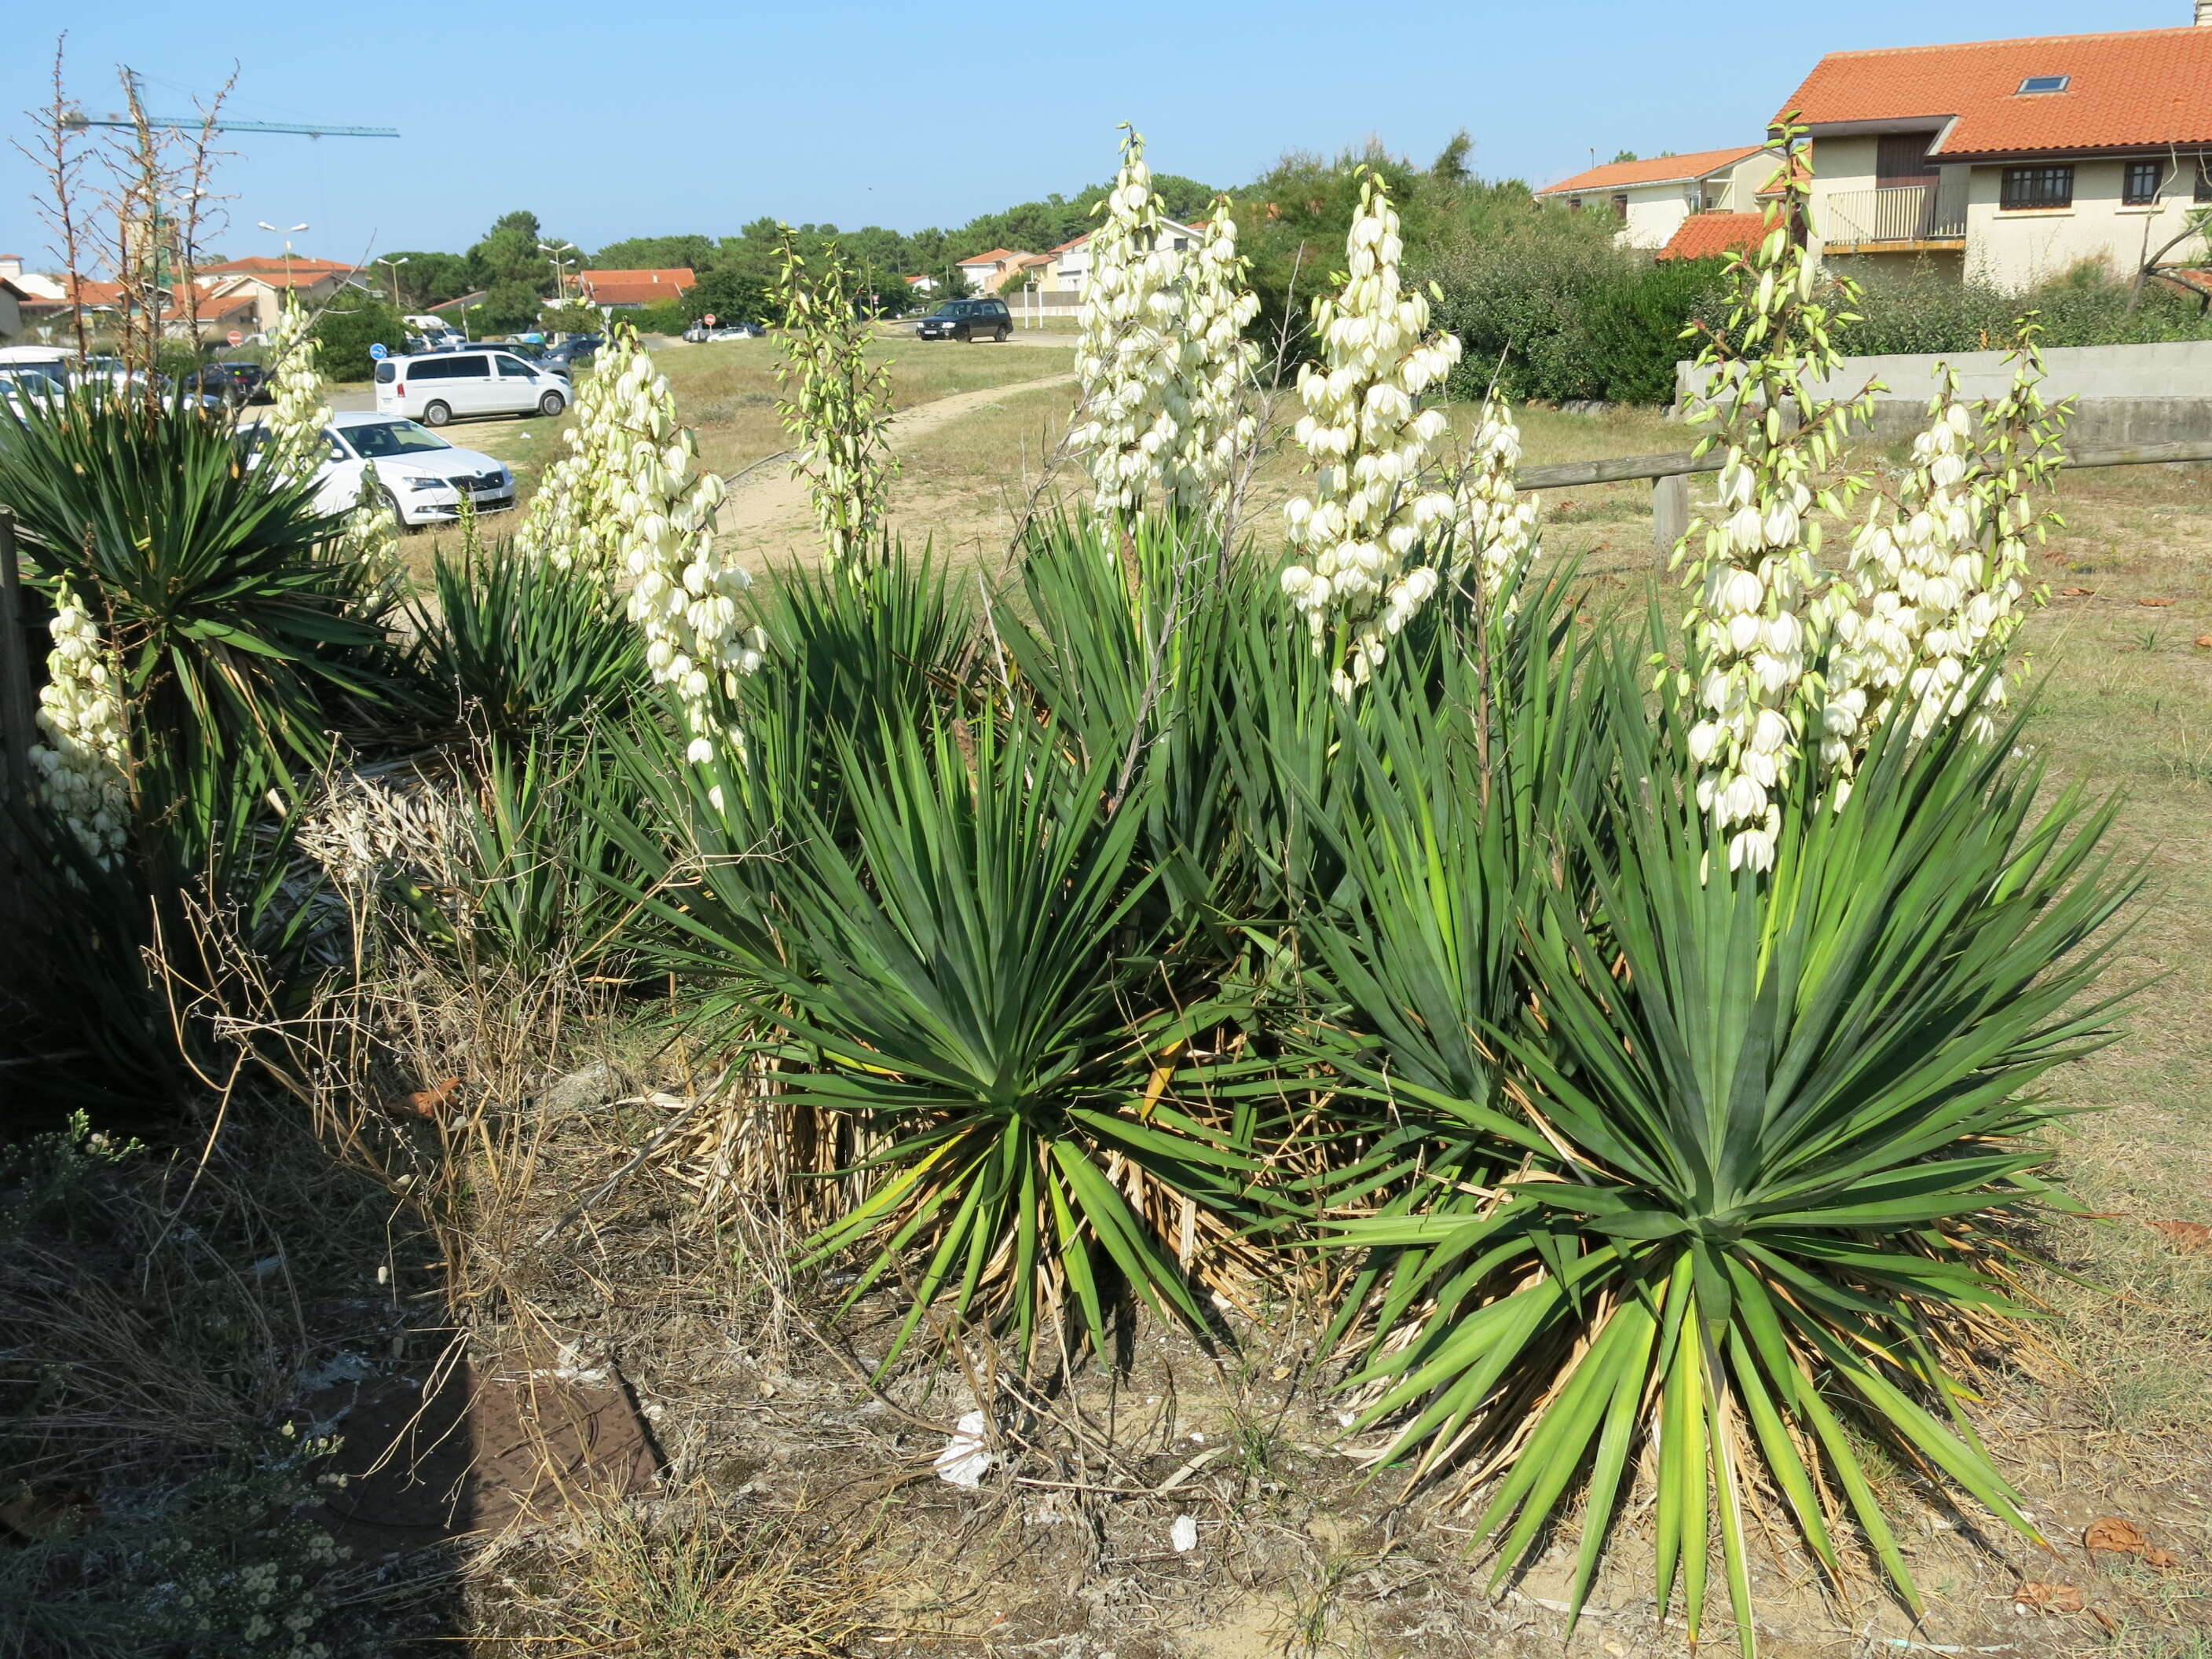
[2199,0,2212,24]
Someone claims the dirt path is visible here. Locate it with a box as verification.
[715,368,1076,554]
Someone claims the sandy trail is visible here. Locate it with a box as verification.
[714,369,1076,555]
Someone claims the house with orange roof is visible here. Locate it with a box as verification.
[1536,146,1785,251]
[193,255,364,334]
[1777,11,2212,289]
[1038,218,1210,298]
[574,267,696,309]
[953,248,1035,295]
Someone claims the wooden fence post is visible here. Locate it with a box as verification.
[1650,473,1690,562]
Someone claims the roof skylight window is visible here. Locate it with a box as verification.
[2016,75,2071,94]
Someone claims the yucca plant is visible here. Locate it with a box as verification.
[412,537,649,745]
[1317,651,2134,1651]
[0,389,412,776]
[602,704,1257,1368]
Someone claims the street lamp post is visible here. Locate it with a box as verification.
[538,240,579,318]
[375,255,410,317]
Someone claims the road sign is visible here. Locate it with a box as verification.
[369,342,388,361]
[703,313,716,327]
[227,330,244,346]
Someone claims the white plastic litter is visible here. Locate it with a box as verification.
[934,1410,993,1488]
[1170,1514,1199,1553]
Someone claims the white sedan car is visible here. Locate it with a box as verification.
[303,411,515,528]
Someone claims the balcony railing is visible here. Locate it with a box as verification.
[1822,185,1967,246]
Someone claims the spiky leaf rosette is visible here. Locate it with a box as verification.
[598,700,1258,1368]
[1280,171,1463,694]
[1321,651,2133,1656]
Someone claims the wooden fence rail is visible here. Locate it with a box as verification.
[1512,437,2212,555]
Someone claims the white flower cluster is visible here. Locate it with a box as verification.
[773,233,899,569]
[1824,378,1976,776]
[1070,132,1259,518]
[1280,173,1463,694]
[515,331,630,573]
[607,333,766,763]
[1448,391,1541,615]
[262,295,332,478]
[1166,203,1261,510]
[329,461,401,573]
[30,584,129,866]
[1675,187,1872,874]
[1823,337,2064,785]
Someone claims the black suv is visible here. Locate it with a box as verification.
[182,361,268,405]
[916,298,1011,342]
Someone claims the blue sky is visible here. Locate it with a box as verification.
[0,0,2188,270]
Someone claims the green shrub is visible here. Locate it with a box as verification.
[1848,262,2212,355]
[309,295,409,380]
[1427,234,1728,404]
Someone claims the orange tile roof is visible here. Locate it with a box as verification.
[1656,211,1767,262]
[1538,145,1768,198]
[579,267,695,289]
[200,255,355,275]
[1049,233,1092,254]
[1778,26,2212,157]
[956,248,1027,266]
[575,268,695,306]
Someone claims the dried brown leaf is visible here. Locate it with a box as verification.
[2146,1218,2212,1251]
[2059,586,2096,597]
[2083,1515,2151,1557]
[2195,634,2212,648]
[2013,1580,2086,1613]
[398,1077,460,1119]
[2138,597,2177,607]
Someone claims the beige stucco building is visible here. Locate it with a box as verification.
[1782,16,2212,292]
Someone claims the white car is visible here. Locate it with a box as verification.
[373,347,570,427]
[285,412,515,528]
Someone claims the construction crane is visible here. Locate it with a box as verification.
[61,69,398,141]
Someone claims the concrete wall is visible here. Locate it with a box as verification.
[1677,338,2212,446]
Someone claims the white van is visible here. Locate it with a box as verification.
[373,348,569,427]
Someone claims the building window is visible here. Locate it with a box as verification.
[2000,165,2074,210]
[1566,196,1584,211]
[2125,160,2163,205]
[2196,159,2212,203]
[1610,193,1628,219]
[2015,75,2070,95]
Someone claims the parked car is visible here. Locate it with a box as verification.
[538,335,604,375]
[915,298,1010,342]
[372,348,571,427]
[487,339,549,362]
[247,411,515,529]
[682,321,765,342]
[182,361,268,405]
